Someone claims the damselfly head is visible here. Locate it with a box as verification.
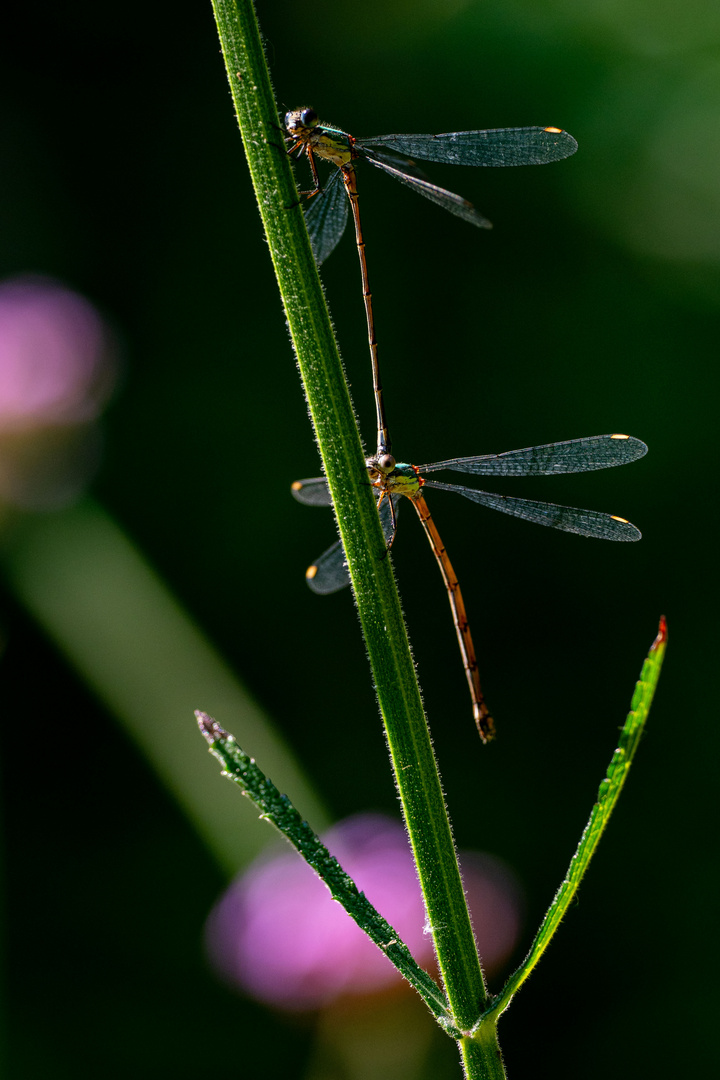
[365,457,381,481]
[366,453,396,481]
[285,107,319,134]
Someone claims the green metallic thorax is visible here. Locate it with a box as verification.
[285,110,356,167]
[311,125,355,168]
[369,461,423,500]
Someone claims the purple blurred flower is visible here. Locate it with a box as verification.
[206,813,523,1012]
[0,276,117,507]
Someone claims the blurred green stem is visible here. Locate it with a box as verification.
[1,500,327,874]
[211,0,492,1054]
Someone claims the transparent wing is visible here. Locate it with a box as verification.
[305,539,350,594]
[291,479,400,593]
[419,435,648,477]
[424,480,641,541]
[291,477,334,507]
[361,146,430,181]
[303,169,349,265]
[362,126,578,167]
[365,152,492,229]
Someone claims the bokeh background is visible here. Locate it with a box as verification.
[1,1,717,1076]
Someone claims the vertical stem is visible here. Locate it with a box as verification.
[461,1022,506,1080]
[210,0,494,1049]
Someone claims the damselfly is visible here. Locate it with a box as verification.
[285,108,578,457]
[292,434,647,741]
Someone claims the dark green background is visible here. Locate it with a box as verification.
[1,1,716,1076]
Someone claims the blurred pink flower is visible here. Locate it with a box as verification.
[0,276,117,507]
[205,813,523,1012]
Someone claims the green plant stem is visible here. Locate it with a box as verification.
[461,1024,505,1080]
[210,0,490,1050]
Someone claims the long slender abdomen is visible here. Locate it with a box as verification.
[411,493,495,742]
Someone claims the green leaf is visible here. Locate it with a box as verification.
[196,711,461,1036]
[481,617,668,1025]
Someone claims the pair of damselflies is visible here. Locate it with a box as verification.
[286,108,578,457]
[286,110,645,738]
[293,434,647,742]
